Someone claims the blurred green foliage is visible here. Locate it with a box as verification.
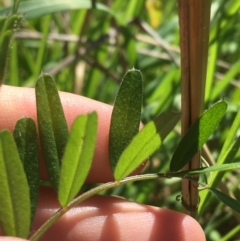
[0,0,240,240]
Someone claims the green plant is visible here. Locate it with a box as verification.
[0,0,240,240]
[0,65,239,240]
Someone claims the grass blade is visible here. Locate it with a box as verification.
[109,68,143,172]
[13,118,39,225]
[209,188,240,213]
[0,130,31,238]
[114,121,161,181]
[199,111,240,214]
[0,14,22,84]
[211,59,240,101]
[36,73,68,191]
[172,163,240,177]
[58,112,98,207]
[0,0,113,19]
[32,15,51,82]
[170,100,227,172]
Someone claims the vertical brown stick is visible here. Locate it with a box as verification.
[178,0,211,218]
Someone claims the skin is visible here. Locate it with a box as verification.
[0,85,206,241]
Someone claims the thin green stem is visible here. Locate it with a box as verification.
[29,162,240,240]
[29,173,159,241]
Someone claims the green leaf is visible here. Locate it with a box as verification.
[0,0,113,19]
[216,111,240,167]
[12,0,21,14]
[171,163,240,177]
[109,68,143,172]
[209,188,240,213]
[210,135,240,179]
[13,118,39,225]
[114,121,161,181]
[153,111,181,141]
[36,73,69,191]
[170,100,227,172]
[199,116,240,215]
[211,59,240,101]
[0,130,31,238]
[58,112,98,207]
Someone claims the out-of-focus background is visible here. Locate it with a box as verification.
[1,1,240,240]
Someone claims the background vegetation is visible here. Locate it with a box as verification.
[0,0,240,240]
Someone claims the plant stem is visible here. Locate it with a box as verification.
[28,162,240,240]
[29,173,159,241]
[178,0,211,219]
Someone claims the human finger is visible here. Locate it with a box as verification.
[31,187,205,241]
[0,85,143,183]
[0,238,27,241]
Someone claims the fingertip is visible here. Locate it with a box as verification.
[181,214,206,241]
[0,85,146,182]
[0,85,115,182]
[33,189,205,241]
[0,238,27,241]
[154,209,206,241]
[59,91,115,182]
